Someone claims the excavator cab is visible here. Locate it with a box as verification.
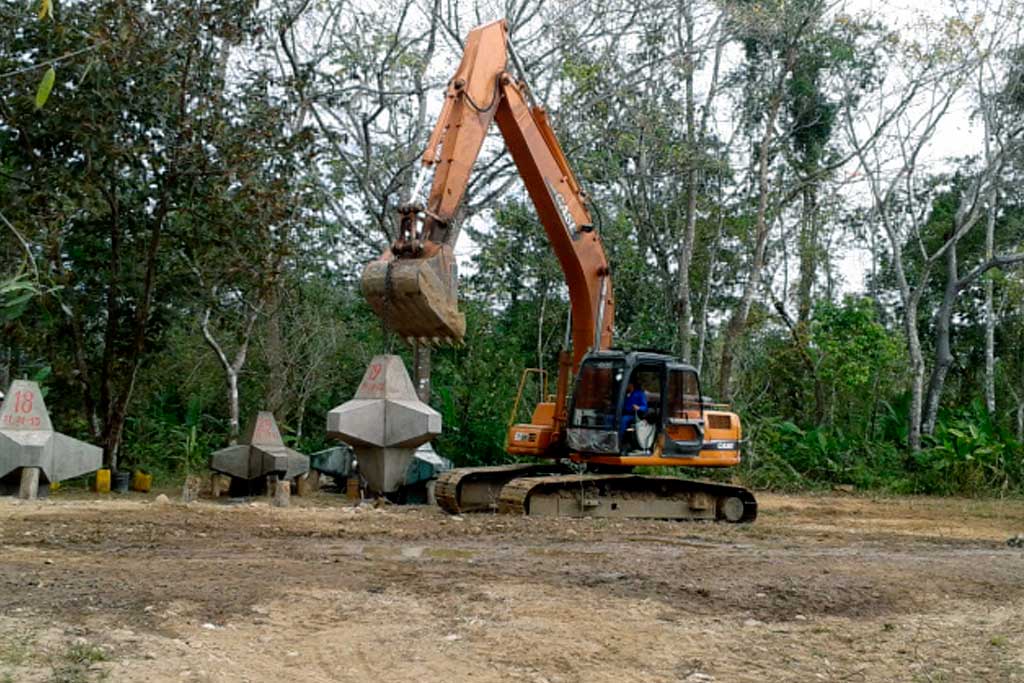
[566,352,705,458]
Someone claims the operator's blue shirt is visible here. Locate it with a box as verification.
[620,388,648,437]
[625,388,648,414]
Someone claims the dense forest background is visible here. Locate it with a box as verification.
[2,0,1023,495]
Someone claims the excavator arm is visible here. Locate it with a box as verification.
[361,19,614,372]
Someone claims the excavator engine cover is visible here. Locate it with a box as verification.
[361,242,466,344]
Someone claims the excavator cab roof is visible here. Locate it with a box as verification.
[581,350,696,373]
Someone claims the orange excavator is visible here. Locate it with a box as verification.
[361,19,756,522]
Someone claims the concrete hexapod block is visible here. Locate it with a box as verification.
[209,411,309,484]
[327,355,441,494]
[0,380,102,497]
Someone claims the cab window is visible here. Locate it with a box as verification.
[667,368,701,420]
[571,360,623,429]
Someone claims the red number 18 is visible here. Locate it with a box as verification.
[13,391,34,414]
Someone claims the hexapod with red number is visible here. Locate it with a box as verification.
[0,380,102,498]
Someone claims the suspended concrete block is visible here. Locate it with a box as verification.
[327,355,441,494]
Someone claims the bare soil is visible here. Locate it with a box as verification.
[1,489,1023,682]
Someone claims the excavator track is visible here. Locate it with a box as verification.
[497,474,757,522]
[435,463,567,514]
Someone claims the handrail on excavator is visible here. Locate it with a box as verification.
[508,368,548,427]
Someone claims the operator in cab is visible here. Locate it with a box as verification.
[620,381,648,439]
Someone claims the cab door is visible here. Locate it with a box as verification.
[662,365,704,456]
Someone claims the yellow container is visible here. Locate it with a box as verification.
[346,476,360,500]
[49,482,60,492]
[131,470,152,493]
[94,469,111,494]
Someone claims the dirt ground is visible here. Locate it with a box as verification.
[1,488,1023,683]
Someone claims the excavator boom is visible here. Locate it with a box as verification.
[361,20,614,369]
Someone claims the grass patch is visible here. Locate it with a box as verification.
[0,634,35,667]
[49,642,109,683]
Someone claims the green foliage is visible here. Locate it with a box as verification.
[739,296,1022,496]
[744,417,911,492]
[916,401,1022,495]
[34,67,54,109]
[744,399,1023,495]
[0,276,38,323]
[811,297,902,390]
[431,301,536,467]
[121,392,221,478]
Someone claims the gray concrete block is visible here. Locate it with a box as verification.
[209,412,310,484]
[0,381,102,489]
[326,356,442,494]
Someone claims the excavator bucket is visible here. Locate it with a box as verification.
[360,243,467,344]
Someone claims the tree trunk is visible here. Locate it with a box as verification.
[695,188,726,378]
[980,56,997,417]
[694,239,717,378]
[876,204,930,452]
[677,0,697,364]
[296,393,309,442]
[717,210,772,401]
[99,182,122,469]
[984,198,996,415]
[693,263,713,378]
[796,184,818,325]
[923,244,958,436]
[227,369,240,444]
[906,309,925,453]
[201,304,258,446]
[413,342,431,404]
[103,193,168,471]
[716,48,792,400]
[1017,401,1023,442]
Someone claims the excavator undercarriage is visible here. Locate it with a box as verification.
[437,467,757,522]
[434,463,565,514]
